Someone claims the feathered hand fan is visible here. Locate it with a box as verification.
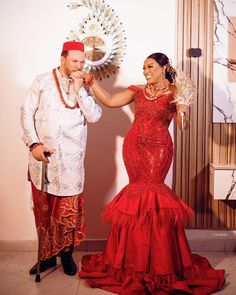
[172,70,196,129]
[173,70,196,106]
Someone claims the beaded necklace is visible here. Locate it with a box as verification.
[143,80,170,101]
[52,68,79,109]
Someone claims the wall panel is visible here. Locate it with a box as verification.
[174,0,236,229]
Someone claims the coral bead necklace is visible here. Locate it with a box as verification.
[52,68,79,109]
[143,79,170,101]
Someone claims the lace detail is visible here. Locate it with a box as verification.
[123,87,176,185]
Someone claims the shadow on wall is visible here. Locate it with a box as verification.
[84,73,133,239]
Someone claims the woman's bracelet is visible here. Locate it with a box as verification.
[84,73,94,87]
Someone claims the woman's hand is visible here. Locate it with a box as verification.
[76,71,94,86]
[177,104,187,114]
[77,71,87,79]
[176,103,189,130]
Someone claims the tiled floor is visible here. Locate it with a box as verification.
[0,250,235,295]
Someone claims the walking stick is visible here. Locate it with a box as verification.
[35,155,49,283]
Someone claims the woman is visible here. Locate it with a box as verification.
[79,53,225,294]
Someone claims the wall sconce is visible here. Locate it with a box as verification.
[186,48,202,58]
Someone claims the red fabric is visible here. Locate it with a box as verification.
[62,41,84,52]
[31,183,85,259]
[78,86,225,294]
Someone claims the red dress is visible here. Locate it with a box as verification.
[79,86,225,294]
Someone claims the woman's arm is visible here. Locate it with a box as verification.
[80,72,135,108]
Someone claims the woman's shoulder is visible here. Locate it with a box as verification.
[127,84,144,92]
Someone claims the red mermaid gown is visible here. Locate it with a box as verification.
[79,86,225,294]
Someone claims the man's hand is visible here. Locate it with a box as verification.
[31,144,53,162]
[69,71,84,93]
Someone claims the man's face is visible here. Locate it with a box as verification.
[61,50,85,76]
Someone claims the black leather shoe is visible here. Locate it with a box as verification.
[60,251,77,276]
[29,256,57,275]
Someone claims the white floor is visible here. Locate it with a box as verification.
[0,250,235,295]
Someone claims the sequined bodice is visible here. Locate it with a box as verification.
[123,85,176,184]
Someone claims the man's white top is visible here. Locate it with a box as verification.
[21,70,102,196]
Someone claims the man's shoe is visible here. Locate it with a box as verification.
[29,256,57,275]
[61,251,77,276]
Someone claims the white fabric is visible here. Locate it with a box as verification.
[21,70,102,196]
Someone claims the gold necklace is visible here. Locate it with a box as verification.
[143,80,170,101]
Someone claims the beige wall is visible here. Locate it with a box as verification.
[0,0,176,241]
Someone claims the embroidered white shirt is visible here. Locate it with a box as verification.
[21,71,102,196]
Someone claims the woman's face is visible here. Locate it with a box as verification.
[143,58,165,84]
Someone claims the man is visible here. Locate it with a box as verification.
[21,41,102,276]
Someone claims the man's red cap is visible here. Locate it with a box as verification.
[62,41,84,52]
